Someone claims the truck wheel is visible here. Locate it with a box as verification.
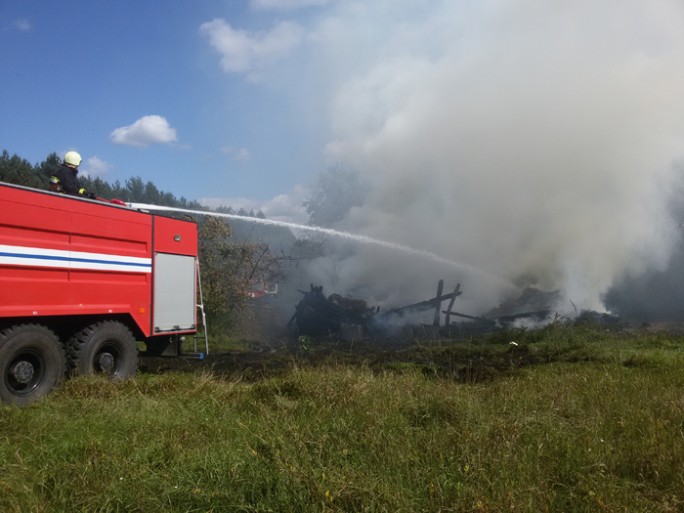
[68,321,138,379]
[0,324,66,406]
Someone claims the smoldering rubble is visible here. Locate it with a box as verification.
[288,280,623,340]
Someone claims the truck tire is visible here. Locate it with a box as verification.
[0,324,66,406]
[68,321,138,379]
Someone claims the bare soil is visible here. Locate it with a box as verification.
[138,334,604,384]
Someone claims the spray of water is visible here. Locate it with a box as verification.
[128,202,509,285]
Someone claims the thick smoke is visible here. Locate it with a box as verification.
[300,0,684,316]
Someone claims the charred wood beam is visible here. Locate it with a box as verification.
[444,284,461,326]
[433,280,444,327]
[443,310,496,326]
[385,290,462,316]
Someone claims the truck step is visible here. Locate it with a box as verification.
[180,352,206,360]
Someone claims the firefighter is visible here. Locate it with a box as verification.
[49,151,95,198]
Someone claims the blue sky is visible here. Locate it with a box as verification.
[3,0,684,312]
[1,0,339,220]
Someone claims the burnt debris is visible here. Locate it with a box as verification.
[289,280,464,337]
[288,285,378,337]
[288,281,622,339]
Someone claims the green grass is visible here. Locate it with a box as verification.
[1,327,683,512]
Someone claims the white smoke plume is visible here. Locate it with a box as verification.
[297,0,684,315]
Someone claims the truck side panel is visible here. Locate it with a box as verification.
[153,215,198,256]
[0,184,154,335]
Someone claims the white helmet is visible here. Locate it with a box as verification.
[64,150,82,167]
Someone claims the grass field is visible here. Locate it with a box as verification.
[1,325,683,512]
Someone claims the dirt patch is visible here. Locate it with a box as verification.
[139,336,605,384]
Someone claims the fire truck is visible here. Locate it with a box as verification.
[0,181,206,405]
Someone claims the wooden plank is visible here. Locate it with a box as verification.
[444,284,461,326]
[433,279,444,327]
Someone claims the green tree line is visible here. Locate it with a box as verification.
[0,150,203,208]
[0,149,271,218]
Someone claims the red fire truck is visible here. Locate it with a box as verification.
[0,181,205,405]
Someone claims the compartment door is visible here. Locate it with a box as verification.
[153,253,196,332]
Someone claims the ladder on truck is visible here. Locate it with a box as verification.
[192,258,209,356]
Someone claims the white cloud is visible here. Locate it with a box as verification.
[110,115,177,147]
[250,0,329,10]
[200,185,309,224]
[259,185,309,224]
[14,19,31,31]
[221,146,250,161]
[82,156,112,178]
[200,18,303,79]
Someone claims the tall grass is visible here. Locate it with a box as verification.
[1,327,683,512]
